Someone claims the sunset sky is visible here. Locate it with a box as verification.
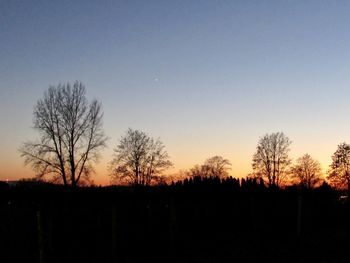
[1,1,350,185]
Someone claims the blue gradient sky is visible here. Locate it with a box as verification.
[1,1,350,184]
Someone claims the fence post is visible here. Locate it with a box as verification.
[297,195,302,237]
[37,206,46,263]
[111,204,118,263]
[250,195,257,233]
[168,198,176,244]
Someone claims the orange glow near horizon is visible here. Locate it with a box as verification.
[1,147,334,186]
[0,124,341,186]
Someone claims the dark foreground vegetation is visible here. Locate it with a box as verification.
[0,178,349,263]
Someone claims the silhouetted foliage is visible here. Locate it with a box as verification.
[20,82,107,188]
[290,154,323,189]
[110,129,173,186]
[252,132,291,187]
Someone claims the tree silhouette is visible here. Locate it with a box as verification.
[204,156,232,178]
[252,132,291,187]
[290,154,323,189]
[110,128,173,186]
[20,82,107,187]
[327,142,350,193]
[187,155,231,179]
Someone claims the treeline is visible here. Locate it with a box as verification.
[19,82,350,195]
[1,177,348,263]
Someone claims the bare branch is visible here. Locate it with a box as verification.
[19,82,107,187]
[252,132,291,187]
[110,129,173,186]
[327,142,350,192]
[290,154,323,189]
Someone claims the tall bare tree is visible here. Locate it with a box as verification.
[290,154,323,189]
[110,129,173,186]
[252,132,291,187]
[20,82,107,187]
[327,142,350,193]
[187,155,231,179]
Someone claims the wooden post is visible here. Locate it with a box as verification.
[47,211,53,260]
[250,195,257,233]
[297,195,302,237]
[147,201,152,235]
[111,205,118,263]
[37,207,46,263]
[168,198,176,244]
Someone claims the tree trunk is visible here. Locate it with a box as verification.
[71,179,77,189]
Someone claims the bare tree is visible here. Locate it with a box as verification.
[290,154,323,189]
[204,156,232,178]
[252,132,291,187]
[327,142,350,193]
[110,129,173,186]
[187,155,231,179]
[187,164,210,178]
[20,82,107,187]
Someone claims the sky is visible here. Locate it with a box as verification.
[1,0,350,185]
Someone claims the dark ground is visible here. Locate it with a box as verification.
[0,178,349,263]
